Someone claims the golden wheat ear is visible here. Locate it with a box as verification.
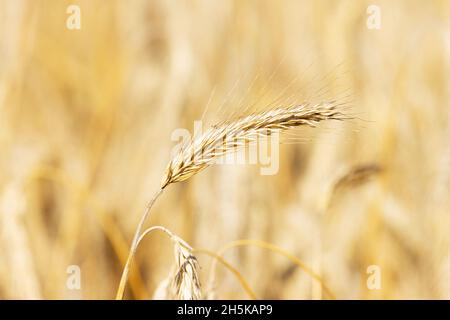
[161,101,346,189]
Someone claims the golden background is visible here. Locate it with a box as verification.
[0,0,449,299]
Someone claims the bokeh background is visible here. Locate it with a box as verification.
[0,0,449,299]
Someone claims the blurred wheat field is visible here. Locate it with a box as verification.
[0,0,450,299]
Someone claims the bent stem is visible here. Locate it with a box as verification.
[194,248,257,300]
[208,239,336,299]
[116,188,164,300]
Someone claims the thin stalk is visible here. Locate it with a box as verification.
[116,188,164,300]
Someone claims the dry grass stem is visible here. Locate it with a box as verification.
[208,239,336,299]
[194,248,258,300]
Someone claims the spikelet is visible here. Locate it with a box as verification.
[171,236,202,300]
[151,233,201,300]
